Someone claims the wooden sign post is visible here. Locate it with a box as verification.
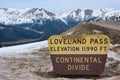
[48,35,110,75]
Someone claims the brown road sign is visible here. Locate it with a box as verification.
[48,35,110,75]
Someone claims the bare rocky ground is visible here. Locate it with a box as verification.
[0,22,120,80]
[0,47,120,80]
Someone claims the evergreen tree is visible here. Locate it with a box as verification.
[0,43,2,47]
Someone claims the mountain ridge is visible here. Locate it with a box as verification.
[0,8,120,24]
[0,8,120,45]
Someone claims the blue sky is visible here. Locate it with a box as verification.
[0,0,120,13]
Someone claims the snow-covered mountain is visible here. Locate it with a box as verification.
[0,8,56,24]
[59,8,120,22]
[0,8,120,45]
[58,9,84,21]
[0,8,25,24]
[0,8,120,24]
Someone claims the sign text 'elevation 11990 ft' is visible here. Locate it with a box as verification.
[48,35,110,75]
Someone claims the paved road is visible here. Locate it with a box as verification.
[92,22,120,31]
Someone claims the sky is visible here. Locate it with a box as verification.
[0,0,120,13]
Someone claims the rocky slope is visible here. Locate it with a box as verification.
[62,22,120,44]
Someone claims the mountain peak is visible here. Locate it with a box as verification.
[0,8,8,11]
[23,8,55,18]
[73,9,81,15]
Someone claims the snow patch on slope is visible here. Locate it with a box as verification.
[108,44,120,61]
[0,40,48,56]
[108,51,120,61]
